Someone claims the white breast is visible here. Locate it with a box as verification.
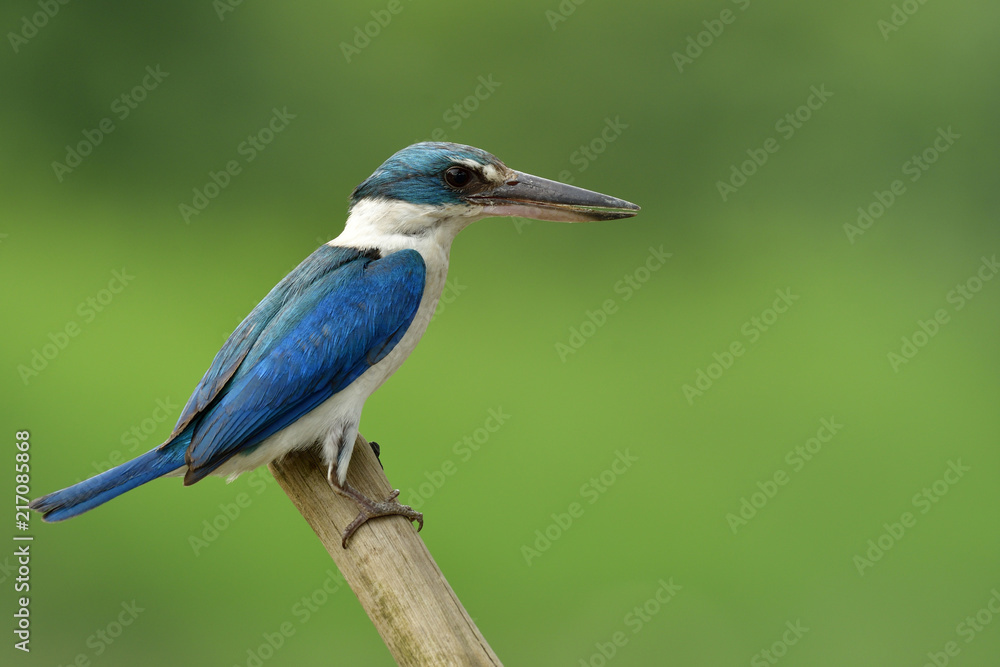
[209,198,480,482]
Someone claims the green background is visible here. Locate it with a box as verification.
[3,0,999,665]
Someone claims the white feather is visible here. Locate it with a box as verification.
[203,198,485,484]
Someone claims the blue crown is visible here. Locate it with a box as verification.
[350,142,506,208]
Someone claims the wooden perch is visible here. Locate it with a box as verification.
[269,434,502,666]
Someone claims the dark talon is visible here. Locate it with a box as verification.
[369,440,383,469]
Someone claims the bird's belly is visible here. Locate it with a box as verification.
[207,384,367,480]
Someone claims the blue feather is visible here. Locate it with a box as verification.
[183,246,425,481]
[30,245,426,520]
[29,434,189,522]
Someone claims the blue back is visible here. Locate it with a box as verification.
[168,245,426,482]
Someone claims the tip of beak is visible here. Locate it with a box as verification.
[593,202,640,220]
[579,195,640,220]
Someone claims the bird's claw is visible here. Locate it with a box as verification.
[340,489,423,548]
[368,440,383,469]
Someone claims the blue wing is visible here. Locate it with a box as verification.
[163,245,426,484]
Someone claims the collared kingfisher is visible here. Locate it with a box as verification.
[31,142,640,546]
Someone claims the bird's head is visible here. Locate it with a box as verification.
[346,142,639,239]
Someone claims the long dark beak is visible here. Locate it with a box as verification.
[469,171,640,222]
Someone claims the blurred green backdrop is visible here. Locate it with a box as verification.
[3,0,999,665]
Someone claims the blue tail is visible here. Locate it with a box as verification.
[30,442,187,522]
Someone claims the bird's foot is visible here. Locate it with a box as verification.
[340,488,423,548]
[327,470,422,548]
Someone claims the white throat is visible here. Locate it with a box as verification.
[324,197,486,400]
[332,198,482,257]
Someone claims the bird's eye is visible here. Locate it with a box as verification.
[444,166,474,188]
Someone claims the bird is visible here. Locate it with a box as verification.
[30,141,640,546]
